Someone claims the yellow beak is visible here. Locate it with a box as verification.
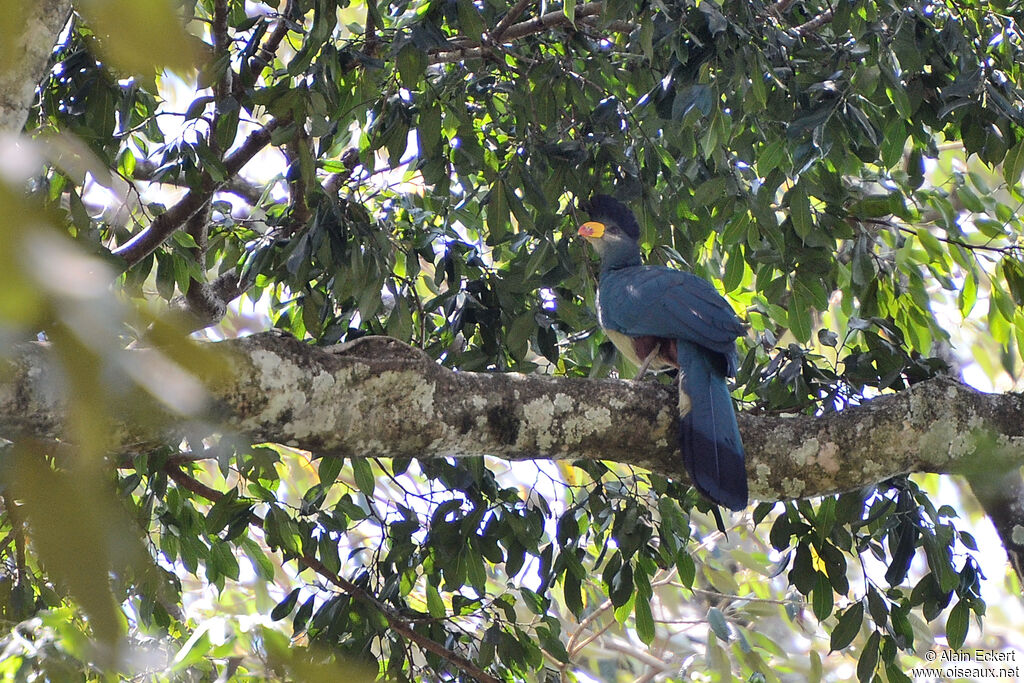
[578,221,606,238]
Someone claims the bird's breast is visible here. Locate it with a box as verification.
[603,328,678,371]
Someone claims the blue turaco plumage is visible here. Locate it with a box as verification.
[578,195,748,510]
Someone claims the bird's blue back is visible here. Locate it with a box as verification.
[597,264,744,374]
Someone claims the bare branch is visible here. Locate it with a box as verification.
[283,134,312,235]
[795,8,834,35]
[6,333,1024,504]
[364,0,378,57]
[237,0,296,95]
[428,1,634,63]
[211,0,232,106]
[491,0,533,40]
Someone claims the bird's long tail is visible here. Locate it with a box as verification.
[676,340,747,511]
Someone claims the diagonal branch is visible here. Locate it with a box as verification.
[429,1,634,62]
[163,464,502,683]
[491,0,534,40]
[964,464,1024,586]
[499,0,607,41]
[795,8,834,36]
[111,118,284,267]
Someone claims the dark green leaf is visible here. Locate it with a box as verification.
[945,600,969,649]
[707,607,731,641]
[830,602,864,651]
[857,630,881,683]
[635,598,655,645]
[351,458,375,497]
[271,588,300,621]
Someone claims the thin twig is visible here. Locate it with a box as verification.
[862,217,1015,255]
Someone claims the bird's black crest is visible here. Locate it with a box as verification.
[587,195,640,239]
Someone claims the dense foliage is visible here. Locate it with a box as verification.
[2,0,1024,679]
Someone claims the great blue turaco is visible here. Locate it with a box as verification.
[577,195,748,511]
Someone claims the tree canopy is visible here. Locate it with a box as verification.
[2,0,1024,680]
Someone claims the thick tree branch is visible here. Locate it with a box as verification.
[111,119,283,266]
[966,468,1024,586]
[163,463,501,683]
[491,0,534,40]
[4,333,1024,505]
[795,9,834,36]
[0,0,72,133]
[499,1,605,41]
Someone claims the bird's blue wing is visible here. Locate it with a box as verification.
[599,266,745,354]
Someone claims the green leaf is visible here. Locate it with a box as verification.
[184,96,214,121]
[881,119,907,168]
[457,0,485,42]
[867,585,888,626]
[351,458,375,497]
[676,551,696,589]
[208,542,240,581]
[789,283,813,343]
[1004,140,1024,187]
[723,244,745,293]
[318,457,344,487]
[396,42,426,88]
[758,140,787,176]
[707,607,731,641]
[721,212,751,246]
[812,573,834,621]
[945,600,969,649]
[790,184,813,241]
[419,101,442,158]
[168,629,212,673]
[830,602,864,651]
[857,630,881,682]
[563,571,584,617]
[519,587,548,615]
[155,252,176,300]
[958,271,977,316]
[634,598,655,645]
[486,181,510,244]
[271,588,300,621]
[466,551,487,593]
[426,582,445,618]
